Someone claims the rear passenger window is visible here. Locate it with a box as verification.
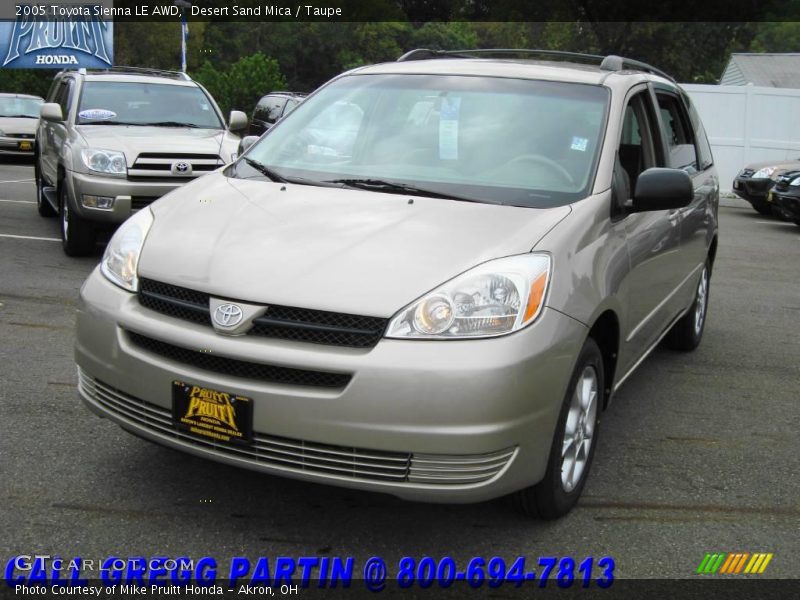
[656,93,697,171]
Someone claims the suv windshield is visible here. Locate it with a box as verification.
[0,96,42,118]
[240,74,609,207]
[76,81,223,128]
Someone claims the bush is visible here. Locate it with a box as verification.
[193,52,287,117]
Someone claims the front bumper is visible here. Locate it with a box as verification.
[0,136,35,155]
[75,269,588,503]
[771,191,800,220]
[732,176,773,203]
[66,170,187,225]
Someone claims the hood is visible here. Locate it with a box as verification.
[76,125,238,163]
[743,159,800,173]
[0,117,38,135]
[139,172,571,317]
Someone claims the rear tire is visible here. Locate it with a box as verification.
[59,182,95,256]
[512,338,603,519]
[665,262,710,352]
[35,160,56,217]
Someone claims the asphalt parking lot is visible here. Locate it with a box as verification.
[0,156,798,584]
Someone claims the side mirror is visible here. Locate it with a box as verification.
[228,110,248,132]
[237,136,258,156]
[40,103,63,122]
[631,168,693,212]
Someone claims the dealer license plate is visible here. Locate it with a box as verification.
[172,381,253,444]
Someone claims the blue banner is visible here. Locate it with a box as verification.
[0,15,113,69]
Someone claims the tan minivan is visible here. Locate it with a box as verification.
[75,50,719,518]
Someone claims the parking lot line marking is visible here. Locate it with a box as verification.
[755,220,796,226]
[0,179,34,183]
[0,233,60,242]
[0,199,34,204]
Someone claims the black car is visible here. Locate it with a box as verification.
[768,171,800,226]
[732,159,800,216]
[250,91,306,136]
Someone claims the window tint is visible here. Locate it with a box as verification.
[656,93,697,170]
[683,93,713,170]
[262,96,287,123]
[54,79,73,120]
[617,93,656,199]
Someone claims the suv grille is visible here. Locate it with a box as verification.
[126,331,352,388]
[138,279,388,348]
[129,153,223,179]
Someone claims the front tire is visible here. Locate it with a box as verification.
[59,182,95,256]
[512,338,603,519]
[665,262,710,351]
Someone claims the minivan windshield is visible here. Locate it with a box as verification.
[76,82,223,128]
[238,73,609,207]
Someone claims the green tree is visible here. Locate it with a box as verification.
[193,53,286,116]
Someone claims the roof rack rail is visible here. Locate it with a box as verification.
[397,48,675,82]
[77,66,192,81]
[599,55,675,83]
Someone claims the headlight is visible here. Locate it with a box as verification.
[100,208,153,292]
[80,148,127,175]
[790,177,800,186]
[752,166,777,179]
[386,253,551,339]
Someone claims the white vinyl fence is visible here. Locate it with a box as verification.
[683,84,800,193]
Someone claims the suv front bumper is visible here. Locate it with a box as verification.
[67,170,188,224]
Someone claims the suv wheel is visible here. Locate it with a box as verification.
[35,160,56,218]
[59,183,95,256]
[665,262,710,351]
[512,338,603,519]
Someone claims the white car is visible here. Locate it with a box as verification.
[0,93,43,157]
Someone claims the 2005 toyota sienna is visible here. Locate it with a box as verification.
[75,49,719,518]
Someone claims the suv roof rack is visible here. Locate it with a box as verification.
[61,66,192,81]
[396,48,676,83]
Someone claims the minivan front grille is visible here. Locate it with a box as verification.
[138,278,388,348]
[126,330,352,389]
[129,153,223,179]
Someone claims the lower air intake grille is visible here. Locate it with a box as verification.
[77,368,515,486]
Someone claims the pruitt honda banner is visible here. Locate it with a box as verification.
[0,11,113,69]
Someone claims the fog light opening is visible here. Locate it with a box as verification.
[81,194,115,209]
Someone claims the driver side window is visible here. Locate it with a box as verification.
[617,93,656,201]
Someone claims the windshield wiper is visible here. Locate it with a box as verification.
[243,157,288,183]
[139,121,202,128]
[324,178,493,204]
[2,114,38,118]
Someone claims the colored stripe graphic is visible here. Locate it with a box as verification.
[698,552,773,575]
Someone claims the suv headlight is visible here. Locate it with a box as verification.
[80,148,127,175]
[386,253,551,339]
[752,166,777,179]
[790,176,800,186]
[100,208,153,292]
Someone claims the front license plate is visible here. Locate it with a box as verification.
[172,381,253,444]
[17,141,32,151]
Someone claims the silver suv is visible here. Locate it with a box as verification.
[75,50,719,518]
[35,67,248,256]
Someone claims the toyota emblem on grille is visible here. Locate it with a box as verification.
[172,161,192,175]
[213,304,243,327]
